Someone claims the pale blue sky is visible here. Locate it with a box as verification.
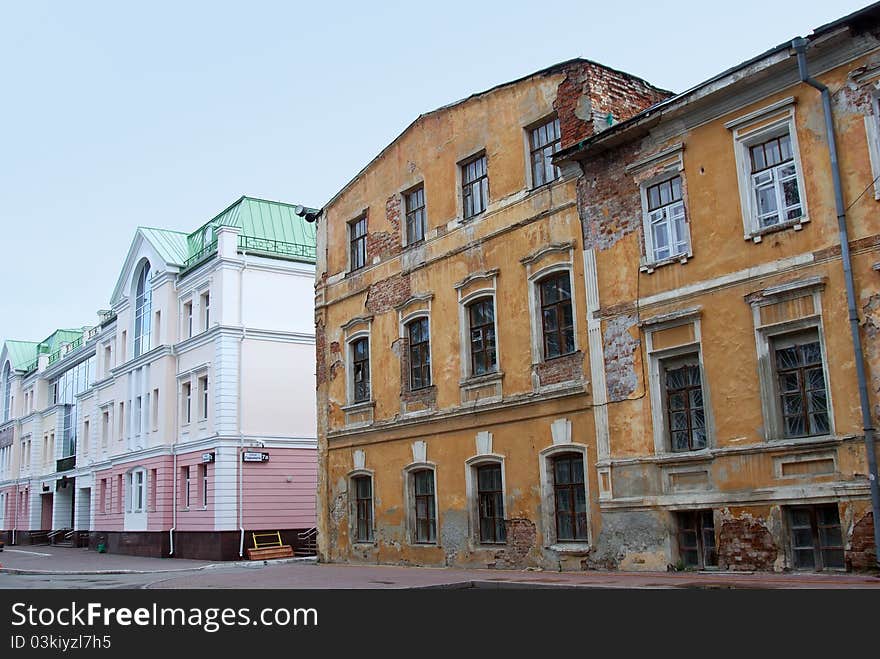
[0,0,869,343]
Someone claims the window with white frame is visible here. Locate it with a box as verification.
[183,300,193,339]
[198,375,209,421]
[200,291,211,332]
[133,261,152,357]
[129,468,146,513]
[643,175,689,263]
[728,99,807,239]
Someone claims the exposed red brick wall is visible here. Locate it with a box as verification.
[718,516,778,571]
[847,512,877,571]
[492,518,537,569]
[554,61,671,151]
[365,273,411,314]
[533,351,584,387]
[365,195,402,264]
[315,314,328,387]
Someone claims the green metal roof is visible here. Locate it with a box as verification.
[5,341,39,370]
[140,227,190,266]
[41,329,83,354]
[185,196,317,263]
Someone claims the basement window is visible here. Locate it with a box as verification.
[787,504,844,570]
[676,510,717,569]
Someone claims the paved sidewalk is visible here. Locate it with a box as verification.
[0,545,221,574]
[2,546,879,588]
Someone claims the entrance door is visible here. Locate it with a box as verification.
[40,494,53,529]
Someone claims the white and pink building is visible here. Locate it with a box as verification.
[0,196,318,559]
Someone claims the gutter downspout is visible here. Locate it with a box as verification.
[238,249,248,558]
[793,37,880,566]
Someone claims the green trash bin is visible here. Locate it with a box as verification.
[96,542,106,553]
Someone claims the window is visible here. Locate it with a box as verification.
[120,330,127,363]
[103,344,112,374]
[405,186,426,245]
[182,466,191,508]
[3,362,11,422]
[100,479,107,513]
[117,474,123,513]
[118,401,125,440]
[149,469,158,511]
[199,463,209,507]
[412,469,436,544]
[539,273,575,359]
[200,292,211,331]
[644,176,688,263]
[134,396,142,435]
[552,453,587,541]
[477,464,505,544]
[352,475,373,543]
[349,215,367,271]
[182,382,192,424]
[772,332,829,438]
[676,510,717,569]
[351,338,370,403]
[198,375,209,421]
[529,117,561,187]
[461,154,488,219]
[749,134,802,229]
[729,102,807,238]
[151,388,159,431]
[101,411,109,447]
[787,504,844,570]
[468,298,497,376]
[133,262,152,357]
[82,420,90,456]
[407,317,431,390]
[664,357,707,452]
[184,301,193,339]
[130,469,145,513]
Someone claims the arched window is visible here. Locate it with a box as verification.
[2,362,11,422]
[133,262,152,357]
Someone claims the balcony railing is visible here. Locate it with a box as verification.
[238,235,316,262]
[47,336,83,366]
[182,239,218,272]
[22,358,40,376]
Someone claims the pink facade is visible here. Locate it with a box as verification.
[242,449,317,529]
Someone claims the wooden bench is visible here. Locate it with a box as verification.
[245,531,294,560]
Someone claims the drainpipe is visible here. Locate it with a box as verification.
[793,37,880,566]
[238,249,248,558]
[169,344,179,556]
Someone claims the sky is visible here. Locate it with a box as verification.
[0,0,871,344]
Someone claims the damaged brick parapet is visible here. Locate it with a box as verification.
[554,61,671,151]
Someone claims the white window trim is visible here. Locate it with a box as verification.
[644,313,713,456]
[348,468,376,546]
[403,461,439,547]
[464,453,507,548]
[525,260,580,365]
[639,171,693,272]
[523,114,562,191]
[749,283,833,441]
[455,270,502,386]
[538,441,591,552]
[729,99,809,241]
